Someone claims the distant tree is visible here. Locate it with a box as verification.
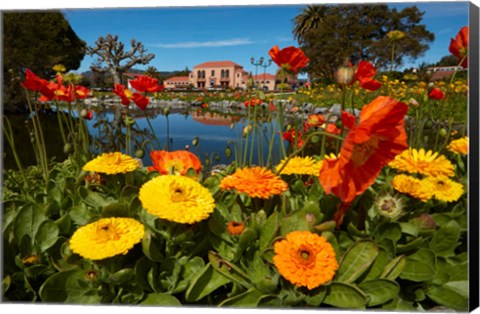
[87,34,155,85]
[435,55,461,67]
[175,66,191,77]
[294,4,434,81]
[144,66,161,80]
[3,12,86,112]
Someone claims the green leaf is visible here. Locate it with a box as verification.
[399,249,436,282]
[381,255,406,280]
[258,211,279,253]
[102,202,129,218]
[399,222,419,237]
[172,256,205,294]
[280,207,310,235]
[141,293,182,306]
[13,203,47,246]
[39,269,101,303]
[429,220,460,257]
[142,230,164,262]
[362,248,390,281]
[337,240,379,283]
[427,284,468,311]
[374,222,402,243]
[69,204,98,226]
[322,282,367,309]
[35,220,59,253]
[185,263,231,302]
[219,288,269,307]
[358,279,399,306]
[107,268,134,285]
[78,186,110,208]
[234,228,257,260]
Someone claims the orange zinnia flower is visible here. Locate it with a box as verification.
[449,26,469,68]
[130,75,164,93]
[148,150,202,175]
[273,231,338,290]
[220,167,288,199]
[319,96,408,223]
[268,45,309,74]
[226,221,245,235]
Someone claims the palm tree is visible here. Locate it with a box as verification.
[144,66,161,80]
[292,5,327,43]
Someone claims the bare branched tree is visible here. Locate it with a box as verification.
[87,34,154,85]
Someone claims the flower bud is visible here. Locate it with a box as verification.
[225,146,232,158]
[439,128,447,137]
[242,124,253,137]
[163,107,170,116]
[336,66,355,86]
[135,149,145,158]
[63,143,73,155]
[192,136,199,146]
[375,195,404,220]
[427,82,435,92]
[124,116,135,126]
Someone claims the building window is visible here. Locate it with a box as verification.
[226,69,230,77]
[221,70,225,78]
[211,70,215,77]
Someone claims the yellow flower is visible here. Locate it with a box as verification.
[69,217,144,260]
[389,148,454,177]
[424,176,464,202]
[139,175,215,224]
[276,156,323,176]
[391,174,434,202]
[447,137,468,155]
[273,231,338,290]
[83,152,140,175]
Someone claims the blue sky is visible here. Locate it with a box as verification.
[61,1,470,76]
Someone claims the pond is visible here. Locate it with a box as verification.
[3,104,286,171]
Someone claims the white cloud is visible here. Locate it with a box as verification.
[151,38,254,48]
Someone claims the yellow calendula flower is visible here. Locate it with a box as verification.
[276,156,323,176]
[447,137,468,155]
[139,175,215,224]
[83,152,140,175]
[389,148,454,177]
[391,174,434,202]
[69,217,144,260]
[424,176,464,202]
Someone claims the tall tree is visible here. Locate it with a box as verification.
[294,4,434,81]
[3,12,86,111]
[144,66,161,80]
[87,34,155,85]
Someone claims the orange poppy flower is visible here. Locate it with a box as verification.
[268,45,309,74]
[282,129,304,148]
[319,96,408,223]
[449,26,469,68]
[305,114,326,130]
[354,61,382,91]
[220,167,288,199]
[244,97,263,107]
[148,150,202,175]
[21,69,55,100]
[130,75,164,93]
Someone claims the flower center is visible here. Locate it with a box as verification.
[381,199,396,212]
[297,246,315,265]
[435,180,449,191]
[96,224,121,242]
[171,186,188,202]
[351,135,380,167]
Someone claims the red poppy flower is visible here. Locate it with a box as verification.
[269,101,277,111]
[449,26,469,68]
[113,84,150,109]
[341,111,356,130]
[21,69,55,100]
[282,129,304,148]
[244,98,263,107]
[268,45,309,74]
[148,150,202,175]
[75,85,91,99]
[319,96,408,224]
[428,88,445,100]
[354,61,381,91]
[130,75,164,93]
[325,123,340,137]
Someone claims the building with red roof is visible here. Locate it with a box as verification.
[164,76,191,89]
[191,61,246,89]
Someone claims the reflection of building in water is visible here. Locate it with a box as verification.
[191,111,240,126]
